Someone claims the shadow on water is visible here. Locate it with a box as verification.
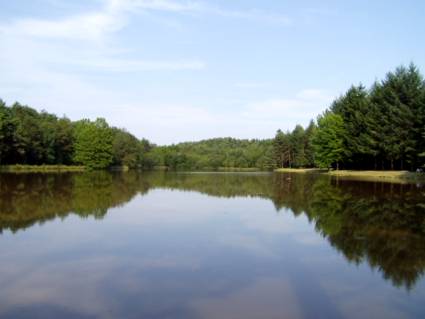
[0,171,425,291]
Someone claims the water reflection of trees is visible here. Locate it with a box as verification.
[0,172,147,233]
[307,178,425,290]
[0,171,424,289]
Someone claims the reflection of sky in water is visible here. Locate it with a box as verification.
[0,188,424,319]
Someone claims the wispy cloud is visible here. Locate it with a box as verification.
[1,1,125,41]
[1,0,291,42]
[0,0,290,72]
[1,14,123,41]
[0,1,198,42]
[107,0,291,25]
[0,0,303,144]
[107,0,202,13]
[0,0,210,76]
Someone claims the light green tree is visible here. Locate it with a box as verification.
[73,118,113,169]
[312,112,347,170]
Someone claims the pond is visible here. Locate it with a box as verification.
[0,171,424,319]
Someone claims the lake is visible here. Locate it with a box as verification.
[0,171,424,319]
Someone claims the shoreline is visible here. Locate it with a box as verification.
[274,168,425,182]
[0,165,86,173]
[1,165,424,182]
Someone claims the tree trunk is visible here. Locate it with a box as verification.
[336,162,339,170]
[391,159,394,170]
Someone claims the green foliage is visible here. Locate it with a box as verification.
[1,63,425,171]
[152,138,274,170]
[73,118,114,169]
[304,120,317,166]
[272,122,316,169]
[0,100,14,164]
[0,102,76,165]
[273,129,290,168]
[271,63,425,171]
[370,64,425,169]
[313,112,347,169]
[331,85,371,161]
[111,128,141,168]
[0,101,156,170]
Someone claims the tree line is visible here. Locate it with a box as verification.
[274,63,424,171]
[1,63,424,171]
[0,100,273,170]
[0,101,154,169]
[152,64,425,171]
[148,138,275,170]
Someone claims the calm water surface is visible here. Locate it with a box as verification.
[0,171,424,319]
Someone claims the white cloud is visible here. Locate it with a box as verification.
[1,1,125,41]
[0,0,316,145]
[106,0,291,25]
[0,0,198,42]
[0,1,206,80]
[2,13,123,41]
[0,0,291,73]
[0,0,291,43]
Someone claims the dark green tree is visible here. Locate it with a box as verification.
[371,64,424,169]
[291,125,306,167]
[111,128,141,168]
[331,85,377,168]
[304,120,316,167]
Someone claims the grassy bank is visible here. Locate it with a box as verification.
[275,168,425,182]
[217,167,262,172]
[274,168,325,174]
[152,166,263,172]
[0,165,85,173]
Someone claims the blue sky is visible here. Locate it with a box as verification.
[1,0,424,144]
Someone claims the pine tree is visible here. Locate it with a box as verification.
[291,125,306,167]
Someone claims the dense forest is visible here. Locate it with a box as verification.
[273,64,425,171]
[314,64,424,170]
[0,100,154,169]
[149,138,274,170]
[1,64,424,170]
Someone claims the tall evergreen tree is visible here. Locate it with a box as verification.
[371,65,423,169]
[273,130,292,168]
[331,85,375,168]
[304,120,317,167]
[291,125,306,167]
